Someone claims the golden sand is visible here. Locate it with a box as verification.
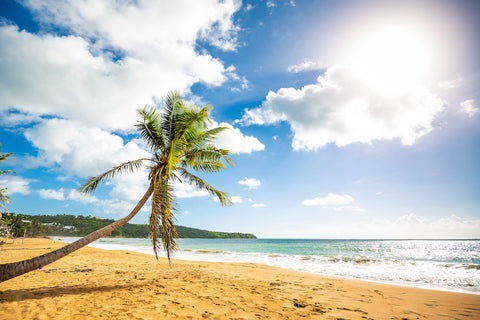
[1,238,479,319]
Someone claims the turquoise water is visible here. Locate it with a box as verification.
[56,237,480,294]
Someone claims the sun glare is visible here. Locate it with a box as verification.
[346,24,434,91]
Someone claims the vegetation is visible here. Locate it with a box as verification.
[0,143,16,217]
[1,213,256,239]
[1,90,235,282]
[0,143,16,240]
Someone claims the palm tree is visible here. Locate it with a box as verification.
[0,188,11,217]
[0,90,233,282]
[0,143,16,219]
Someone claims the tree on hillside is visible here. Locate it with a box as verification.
[0,90,234,282]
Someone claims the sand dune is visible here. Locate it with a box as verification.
[1,238,479,319]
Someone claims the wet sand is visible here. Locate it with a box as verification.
[1,238,479,319]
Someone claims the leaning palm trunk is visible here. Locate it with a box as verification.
[0,184,153,283]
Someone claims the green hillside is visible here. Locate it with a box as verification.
[1,213,256,239]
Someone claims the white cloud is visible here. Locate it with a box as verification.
[0,110,41,127]
[302,193,364,212]
[231,196,243,204]
[287,60,323,73]
[0,0,242,131]
[173,180,209,199]
[23,118,151,177]
[0,176,32,195]
[266,1,276,8]
[244,4,254,11]
[35,187,99,203]
[22,118,152,204]
[438,76,463,89]
[460,99,478,118]
[238,177,261,189]
[238,65,444,150]
[98,199,136,216]
[109,169,149,203]
[34,186,146,217]
[302,193,354,206]
[214,122,265,154]
[38,188,66,200]
[67,189,99,204]
[252,203,266,208]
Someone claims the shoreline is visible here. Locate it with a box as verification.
[1,238,480,319]
[53,236,480,295]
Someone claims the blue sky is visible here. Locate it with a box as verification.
[1,0,479,238]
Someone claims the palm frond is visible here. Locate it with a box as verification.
[79,159,147,194]
[135,106,165,152]
[0,170,16,176]
[161,90,182,144]
[184,126,228,152]
[0,203,8,213]
[183,146,234,169]
[0,152,14,162]
[175,106,209,142]
[0,149,16,175]
[0,188,11,214]
[179,168,232,206]
[0,188,11,203]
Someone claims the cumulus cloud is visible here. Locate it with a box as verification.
[34,186,146,216]
[252,203,266,208]
[0,176,33,195]
[38,188,66,200]
[109,172,149,203]
[99,199,137,216]
[460,99,478,118]
[302,193,364,212]
[22,118,153,204]
[23,118,151,177]
[36,187,99,203]
[0,0,242,131]
[287,60,323,73]
[302,193,354,206]
[238,65,444,150]
[214,122,265,154]
[66,189,100,204]
[0,110,42,127]
[231,196,243,204]
[238,177,261,189]
[172,180,210,199]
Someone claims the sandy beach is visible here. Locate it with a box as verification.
[0,238,479,319]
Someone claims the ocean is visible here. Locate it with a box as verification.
[54,237,480,294]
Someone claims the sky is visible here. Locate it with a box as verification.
[0,0,479,239]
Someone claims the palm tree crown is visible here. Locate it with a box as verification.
[80,90,234,262]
